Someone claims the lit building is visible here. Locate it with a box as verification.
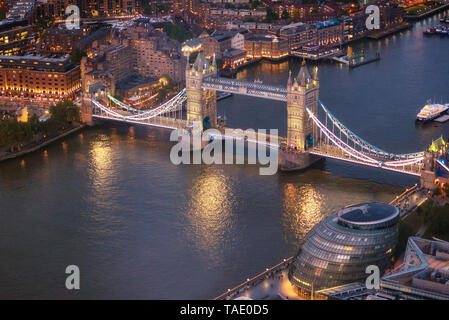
[288,203,400,298]
[0,19,34,56]
[6,0,35,19]
[184,0,200,15]
[39,25,92,55]
[182,35,209,57]
[274,2,338,22]
[316,237,449,300]
[273,22,317,51]
[0,55,81,106]
[81,43,134,95]
[222,48,246,69]
[202,29,249,58]
[343,12,368,42]
[202,32,232,59]
[82,19,186,99]
[244,34,289,60]
[120,21,186,84]
[315,19,344,46]
[380,237,449,299]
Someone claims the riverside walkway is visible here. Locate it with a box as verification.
[215,185,430,300]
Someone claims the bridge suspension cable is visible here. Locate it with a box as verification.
[318,100,424,160]
[93,89,186,121]
[306,106,423,175]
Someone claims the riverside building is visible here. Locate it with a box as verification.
[0,54,81,106]
[288,203,400,298]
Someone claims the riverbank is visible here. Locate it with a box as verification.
[0,125,86,163]
[366,22,412,40]
[220,56,290,77]
[404,3,449,20]
[215,185,426,301]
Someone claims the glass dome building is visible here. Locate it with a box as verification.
[288,203,399,297]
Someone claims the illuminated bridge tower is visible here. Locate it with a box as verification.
[186,52,217,131]
[286,60,319,150]
[280,61,321,171]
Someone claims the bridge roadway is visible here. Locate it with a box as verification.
[201,77,288,102]
[92,107,286,147]
[92,112,188,130]
[310,143,422,176]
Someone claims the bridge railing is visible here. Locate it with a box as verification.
[213,257,293,300]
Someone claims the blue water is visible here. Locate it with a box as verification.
[0,12,448,299]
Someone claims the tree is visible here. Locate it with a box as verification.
[156,87,168,103]
[0,6,7,20]
[395,221,414,259]
[189,51,199,64]
[251,0,262,8]
[49,100,80,130]
[282,9,290,20]
[160,74,175,91]
[432,186,442,197]
[33,17,53,40]
[70,48,87,64]
[163,23,194,43]
[264,7,279,23]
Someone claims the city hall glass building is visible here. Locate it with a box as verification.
[288,203,399,297]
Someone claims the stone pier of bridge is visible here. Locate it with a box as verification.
[185,54,322,170]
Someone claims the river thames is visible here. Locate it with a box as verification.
[1,12,448,299]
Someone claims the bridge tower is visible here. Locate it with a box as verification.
[80,92,94,126]
[286,60,319,150]
[186,52,217,131]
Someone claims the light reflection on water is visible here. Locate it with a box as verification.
[184,167,236,266]
[282,183,324,244]
[1,12,449,298]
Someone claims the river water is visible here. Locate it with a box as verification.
[1,12,448,299]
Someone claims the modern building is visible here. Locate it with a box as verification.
[316,237,449,300]
[0,54,81,106]
[288,203,400,298]
[380,237,449,299]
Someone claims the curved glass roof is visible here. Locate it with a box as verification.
[337,203,398,225]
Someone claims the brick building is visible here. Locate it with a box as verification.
[0,55,81,106]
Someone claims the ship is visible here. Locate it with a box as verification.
[416,101,449,122]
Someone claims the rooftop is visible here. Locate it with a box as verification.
[315,19,340,29]
[337,203,399,226]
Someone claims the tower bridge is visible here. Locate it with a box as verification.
[80,52,447,188]
[201,77,287,102]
